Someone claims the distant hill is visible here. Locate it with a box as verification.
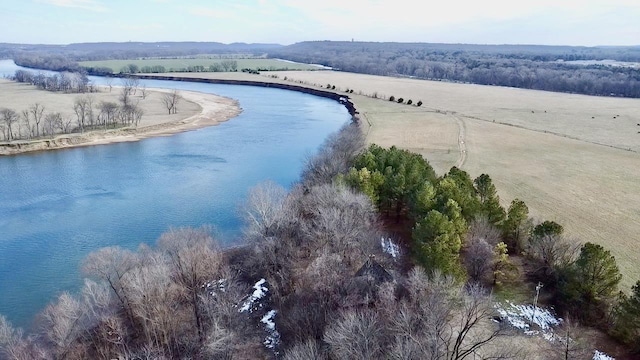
[273,41,640,62]
[0,41,284,60]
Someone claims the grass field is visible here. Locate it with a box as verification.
[79,58,324,73]
[161,70,640,290]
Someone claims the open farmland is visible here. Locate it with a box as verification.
[79,58,325,73]
[162,70,640,290]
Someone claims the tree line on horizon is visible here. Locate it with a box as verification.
[8,41,640,98]
[269,41,640,98]
[1,122,638,359]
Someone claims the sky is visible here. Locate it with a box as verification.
[0,0,639,46]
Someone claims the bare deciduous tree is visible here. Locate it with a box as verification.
[121,77,139,96]
[300,183,379,267]
[119,83,130,106]
[301,123,365,186]
[283,339,326,360]
[444,284,507,360]
[0,315,36,360]
[105,78,113,93]
[122,253,177,356]
[241,180,288,242]
[20,109,32,139]
[73,96,94,133]
[0,108,19,141]
[161,90,180,115]
[220,60,238,72]
[376,268,512,360]
[98,101,118,129]
[157,226,223,343]
[43,112,62,138]
[526,234,579,278]
[464,237,494,284]
[324,310,384,360]
[82,247,138,327]
[39,292,85,359]
[30,103,45,138]
[467,217,502,246]
[547,316,591,360]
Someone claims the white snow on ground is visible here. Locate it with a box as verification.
[496,301,616,359]
[593,350,615,360]
[203,279,226,297]
[261,310,281,351]
[495,301,561,332]
[261,310,277,330]
[381,237,400,259]
[238,279,268,313]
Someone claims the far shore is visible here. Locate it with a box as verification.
[0,84,242,156]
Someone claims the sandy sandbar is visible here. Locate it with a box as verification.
[0,88,242,155]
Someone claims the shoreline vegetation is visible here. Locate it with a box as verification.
[0,82,242,156]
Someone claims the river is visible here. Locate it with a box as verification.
[0,60,350,328]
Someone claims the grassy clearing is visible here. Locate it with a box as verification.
[169,70,640,290]
[79,58,323,73]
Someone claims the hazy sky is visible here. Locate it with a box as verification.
[1,0,639,46]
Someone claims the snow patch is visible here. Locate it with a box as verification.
[381,237,400,259]
[593,350,615,360]
[496,302,615,360]
[261,310,280,351]
[238,279,268,313]
[203,279,226,297]
[261,310,277,330]
[495,301,561,332]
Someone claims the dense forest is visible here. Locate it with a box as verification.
[1,123,638,359]
[0,42,279,61]
[269,42,640,98]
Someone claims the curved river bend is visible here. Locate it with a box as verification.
[0,61,350,328]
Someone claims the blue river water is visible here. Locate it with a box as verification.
[0,60,349,328]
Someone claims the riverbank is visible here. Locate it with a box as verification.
[0,82,241,155]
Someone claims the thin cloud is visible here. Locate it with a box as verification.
[189,6,237,20]
[36,0,108,12]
